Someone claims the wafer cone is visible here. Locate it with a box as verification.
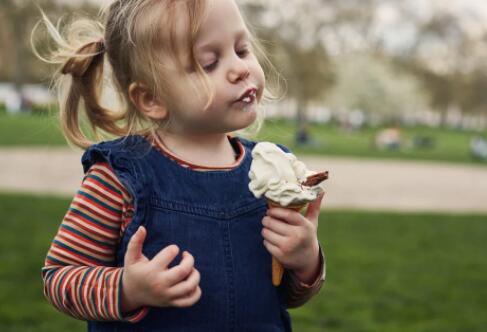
[266,199,308,286]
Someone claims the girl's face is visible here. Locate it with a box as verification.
[169,0,265,135]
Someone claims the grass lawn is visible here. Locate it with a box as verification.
[257,119,484,165]
[0,192,486,332]
[0,113,65,146]
[1,113,485,165]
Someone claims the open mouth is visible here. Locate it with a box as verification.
[235,88,257,104]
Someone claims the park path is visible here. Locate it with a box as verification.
[1,147,486,213]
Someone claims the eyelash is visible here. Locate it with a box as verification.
[203,48,250,72]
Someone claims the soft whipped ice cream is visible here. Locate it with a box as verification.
[248,142,325,207]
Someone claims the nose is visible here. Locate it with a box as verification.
[227,55,250,83]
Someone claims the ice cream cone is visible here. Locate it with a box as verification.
[267,200,307,212]
[266,199,307,286]
[249,142,328,287]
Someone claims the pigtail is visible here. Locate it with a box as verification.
[31,9,128,149]
[61,38,128,149]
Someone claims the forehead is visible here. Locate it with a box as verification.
[194,0,249,51]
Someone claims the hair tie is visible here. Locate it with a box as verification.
[61,38,105,77]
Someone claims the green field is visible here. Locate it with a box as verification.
[1,192,486,332]
[1,112,485,165]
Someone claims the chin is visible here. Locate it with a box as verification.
[233,113,258,132]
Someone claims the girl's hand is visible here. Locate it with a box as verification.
[121,226,202,313]
[261,192,325,284]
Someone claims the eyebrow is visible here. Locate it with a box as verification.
[195,29,249,53]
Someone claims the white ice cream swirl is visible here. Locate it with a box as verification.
[248,142,324,206]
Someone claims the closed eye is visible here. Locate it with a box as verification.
[237,48,249,57]
[203,61,218,72]
[202,48,251,73]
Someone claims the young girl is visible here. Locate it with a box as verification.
[34,0,326,331]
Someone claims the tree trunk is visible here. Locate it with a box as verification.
[295,98,310,145]
[439,106,448,128]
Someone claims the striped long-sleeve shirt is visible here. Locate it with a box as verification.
[42,133,326,322]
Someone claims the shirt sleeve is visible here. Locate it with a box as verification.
[279,243,326,309]
[41,161,149,322]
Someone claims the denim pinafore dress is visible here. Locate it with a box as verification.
[80,134,293,332]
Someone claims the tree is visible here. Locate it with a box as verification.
[328,53,428,125]
[0,0,99,84]
[241,0,335,144]
[241,0,487,127]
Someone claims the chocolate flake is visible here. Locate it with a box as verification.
[301,171,329,187]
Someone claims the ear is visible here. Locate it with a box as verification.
[128,82,168,121]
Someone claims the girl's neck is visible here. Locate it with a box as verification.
[156,129,237,167]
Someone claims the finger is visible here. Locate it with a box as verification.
[267,207,303,226]
[262,216,293,236]
[263,239,283,258]
[261,227,287,248]
[167,267,200,300]
[305,192,325,224]
[150,244,180,269]
[125,226,147,265]
[171,286,202,308]
[164,251,195,287]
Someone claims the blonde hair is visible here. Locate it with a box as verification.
[31,0,285,150]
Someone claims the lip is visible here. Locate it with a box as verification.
[234,87,257,103]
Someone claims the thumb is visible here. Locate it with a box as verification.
[125,226,148,265]
[305,191,325,225]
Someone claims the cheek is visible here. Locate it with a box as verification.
[251,61,265,87]
[198,80,227,113]
[175,77,213,112]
